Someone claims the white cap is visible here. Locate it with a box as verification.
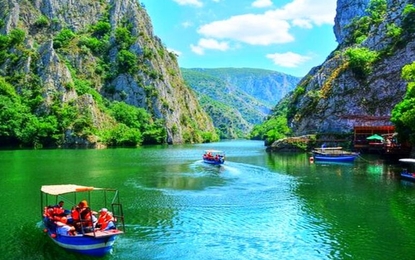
[100,208,108,212]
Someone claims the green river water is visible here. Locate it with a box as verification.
[1,140,415,260]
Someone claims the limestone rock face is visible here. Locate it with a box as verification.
[289,0,415,136]
[0,0,215,146]
[334,0,370,45]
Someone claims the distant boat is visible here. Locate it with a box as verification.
[312,147,359,162]
[203,150,225,165]
[40,184,125,257]
[399,158,415,181]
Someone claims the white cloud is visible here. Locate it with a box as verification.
[266,52,311,67]
[194,0,335,47]
[269,0,336,26]
[198,13,293,46]
[191,38,230,55]
[173,0,203,7]
[252,0,273,8]
[291,19,312,29]
[190,44,205,55]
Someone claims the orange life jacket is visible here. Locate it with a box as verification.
[97,212,114,230]
[71,208,80,221]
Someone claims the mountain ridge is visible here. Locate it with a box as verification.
[182,67,300,138]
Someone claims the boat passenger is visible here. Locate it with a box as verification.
[72,200,89,232]
[71,201,85,221]
[54,200,64,209]
[56,217,76,236]
[43,206,56,229]
[96,208,116,230]
[52,203,66,219]
[80,207,97,232]
[54,200,71,216]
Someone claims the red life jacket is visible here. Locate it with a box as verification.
[97,212,114,229]
[71,208,80,221]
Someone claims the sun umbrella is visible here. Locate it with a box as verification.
[366,134,384,141]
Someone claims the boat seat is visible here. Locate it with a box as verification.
[84,230,124,238]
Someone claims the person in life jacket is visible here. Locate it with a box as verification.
[72,200,91,232]
[54,200,71,216]
[79,207,97,233]
[43,206,55,229]
[56,217,76,236]
[96,208,115,230]
[71,200,87,223]
[52,203,65,220]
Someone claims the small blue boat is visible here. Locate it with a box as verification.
[399,158,415,181]
[203,150,225,165]
[40,184,125,257]
[312,147,359,162]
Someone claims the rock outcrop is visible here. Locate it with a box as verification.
[0,0,216,146]
[288,0,415,136]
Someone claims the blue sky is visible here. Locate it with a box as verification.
[140,0,338,77]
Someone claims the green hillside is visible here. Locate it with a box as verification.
[182,68,300,139]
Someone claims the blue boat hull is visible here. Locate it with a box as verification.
[203,158,224,165]
[313,155,357,162]
[48,231,116,256]
[44,220,121,257]
[401,172,415,182]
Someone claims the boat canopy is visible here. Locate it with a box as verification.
[399,158,415,164]
[41,184,103,195]
[204,150,224,154]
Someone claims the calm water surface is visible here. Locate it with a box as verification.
[1,140,415,260]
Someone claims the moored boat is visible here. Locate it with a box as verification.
[312,147,359,162]
[399,158,415,181]
[40,184,125,257]
[203,150,225,165]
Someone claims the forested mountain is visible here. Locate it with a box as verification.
[182,68,299,139]
[0,0,217,148]
[256,0,415,146]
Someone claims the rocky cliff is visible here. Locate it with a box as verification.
[0,0,216,147]
[287,0,415,135]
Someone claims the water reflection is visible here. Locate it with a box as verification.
[2,141,415,259]
[265,152,415,259]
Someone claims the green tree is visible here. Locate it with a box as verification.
[117,50,137,73]
[105,124,142,146]
[367,0,387,23]
[115,27,135,49]
[109,101,150,130]
[391,62,415,143]
[78,36,107,54]
[53,29,75,49]
[142,119,167,144]
[402,4,415,34]
[9,29,25,46]
[93,21,111,38]
[250,116,291,143]
[345,47,379,78]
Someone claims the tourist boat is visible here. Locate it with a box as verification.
[40,184,125,257]
[203,150,225,165]
[312,147,359,162]
[399,158,415,181]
